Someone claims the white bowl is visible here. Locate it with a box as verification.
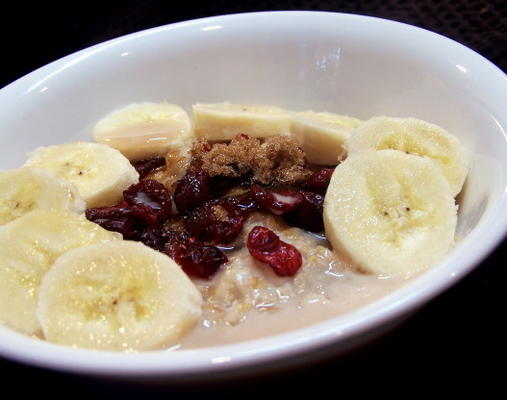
[0,11,506,381]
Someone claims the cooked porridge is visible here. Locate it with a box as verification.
[0,101,467,351]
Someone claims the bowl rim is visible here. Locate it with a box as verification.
[0,10,506,379]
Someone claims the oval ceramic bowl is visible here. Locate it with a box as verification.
[0,11,506,381]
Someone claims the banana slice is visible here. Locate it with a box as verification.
[344,117,468,196]
[323,150,457,276]
[37,241,203,351]
[0,211,120,335]
[93,102,193,160]
[0,167,85,226]
[193,101,292,140]
[24,142,139,208]
[290,111,363,165]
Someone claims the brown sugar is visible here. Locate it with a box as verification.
[191,134,312,186]
[211,204,229,222]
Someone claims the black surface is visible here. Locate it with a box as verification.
[1,0,506,396]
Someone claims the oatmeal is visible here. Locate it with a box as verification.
[0,101,467,351]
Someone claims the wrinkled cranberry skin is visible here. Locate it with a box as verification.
[173,168,211,214]
[304,168,335,194]
[250,185,303,215]
[283,191,324,232]
[247,225,280,252]
[123,179,172,222]
[247,226,302,277]
[85,202,158,238]
[209,172,254,197]
[235,192,258,212]
[92,217,135,238]
[165,234,227,279]
[172,244,228,279]
[131,156,166,179]
[184,198,247,244]
[134,225,180,251]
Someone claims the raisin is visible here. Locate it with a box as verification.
[123,179,172,222]
[283,191,324,232]
[247,226,302,277]
[304,168,335,193]
[173,167,211,214]
[184,198,247,244]
[131,156,166,179]
[250,185,303,215]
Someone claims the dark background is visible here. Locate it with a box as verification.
[1,0,505,396]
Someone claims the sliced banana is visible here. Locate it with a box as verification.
[37,241,203,351]
[0,211,120,335]
[290,111,363,165]
[24,142,139,208]
[193,101,292,141]
[0,167,85,226]
[93,102,193,160]
[323,150,457,276]
[344,116,468,196]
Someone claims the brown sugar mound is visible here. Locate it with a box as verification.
[191,134,312,185]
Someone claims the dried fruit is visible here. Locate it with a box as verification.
[184,198,247,244]
[123,179,172,222]
[85,202,158,239]
[304,168,335,193]
[131,155,166,179]
[283,191,324,232]
[164,233,227,279]
[133,226,170,251]
[247,226,302,276]
[173,167,211,214]
[209,172,254,197]
[250,185,303,215]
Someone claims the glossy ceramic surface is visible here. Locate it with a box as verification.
[0,11,506,379]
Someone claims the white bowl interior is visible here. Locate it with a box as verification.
[0,11,506,378]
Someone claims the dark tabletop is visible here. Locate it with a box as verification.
[1,0,505,396]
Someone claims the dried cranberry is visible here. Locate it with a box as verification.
[247,226,302,277]
[85,202,158,236]
[134,226,168,251]
[173,167,211,214]
[235,192,258,212]
[184,198,247,244]
[283,191,324,232]
[250,185,303,215]
[173,244,227,279]
[92,217,135,238]
[131,156,166,179]
[164,233,227,279]
[123,179,172,222]
[304,168,335,193]
[209,171,254,197]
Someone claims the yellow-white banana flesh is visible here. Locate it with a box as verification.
[93,102,193,160]
[0,211,119,335]
[0,167,85,226]
[37,241,203,351]
[323,150,457,276]
[24,142,139,208]
[192,102,292,140]
[345,117,468,196]
[290,111,363,165]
